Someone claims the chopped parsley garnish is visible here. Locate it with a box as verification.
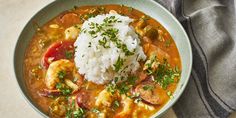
[73,108,85,118]
[143,85,154,91]
[165,39,172,47]
[71,100,75,108]
[56,83,63,89]
[140,15,150,21]
[117,83,130,94]
[167,91,172,96]
[66,103,85,118]
[103,16,122,25]
[129,93,142,103]
[154,59,180,89]
[58,70,66,80]
[113,56,125,72]
[62,88,72,95]
[114,77,121,83]
[144,56,181,89]
[86,13,96,19]
[134,97,142,103]
[113,100,120,108]
[88,30,97,38]
[127,76,138,85]
[91,108,100,114]
[66,109,73,118]
[56,83,72,95]
[106,83,116,94]
[65,51,73,59]
[167,91,174,99]
[86,15,134,58]
[128,7,133,13]
[98,37,110,48]
[106,76,138,95]
[88,42,92,47]
[120,44,135,56]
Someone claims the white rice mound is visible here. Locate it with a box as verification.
[74,13,146,84]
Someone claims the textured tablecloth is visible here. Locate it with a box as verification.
[155,0,236,117]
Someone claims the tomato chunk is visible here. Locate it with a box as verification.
[42,40,75,68]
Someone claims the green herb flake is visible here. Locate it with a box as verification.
[113,56,125,72]
[134,97,142,103]
[141,15,150,21]
[128,7,133,13]
[117,83,130,95]
[98,37,110,48]
[56,83,63,89]
[71,100,75,109]
[127,76,138,85]
[56,83,72,95]
[165,39,172,47]
[144,56,181,90]
[66,109,73,118]
[65,51,73,59]
[58,70,66,80]
[167,91,173,99]
[91,108,100,114]
[62,88,72,95]
[73,108,85,118]
[88,42,92,47]
[121,44,134,56]
[113,100,120,108]
[143,85,154,91]
[106,83,116,94]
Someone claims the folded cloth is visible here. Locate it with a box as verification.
[154,0,236,117]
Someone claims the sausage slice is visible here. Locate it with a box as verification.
[134,81,167,105]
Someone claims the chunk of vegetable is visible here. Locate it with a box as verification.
[42,40,75,68]
[136,19,147,29]
[64,24,82,39]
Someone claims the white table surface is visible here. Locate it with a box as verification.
[0,0,235,118]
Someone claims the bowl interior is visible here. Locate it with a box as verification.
[14,0,192,117]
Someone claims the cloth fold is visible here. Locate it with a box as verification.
[154,0,236,117]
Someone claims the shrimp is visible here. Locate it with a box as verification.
[95,89,114,107]
[114,95,134,118]
[45,59,82,91]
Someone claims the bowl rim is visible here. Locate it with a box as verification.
[148,0,192,117]
[13,0,192,117]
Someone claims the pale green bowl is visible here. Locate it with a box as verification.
[14,0,192,117]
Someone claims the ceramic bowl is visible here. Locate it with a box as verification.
[14,0,192,117]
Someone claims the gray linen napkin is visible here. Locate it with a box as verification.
[154,0,236,117]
